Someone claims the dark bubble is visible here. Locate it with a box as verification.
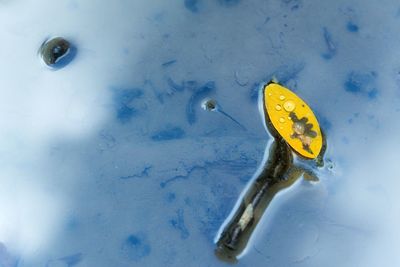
[202,99,217,111]
[39,37,76,69]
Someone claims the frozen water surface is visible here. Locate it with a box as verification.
[0,0,400,266]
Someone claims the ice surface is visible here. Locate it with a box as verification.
[0,0,399,266]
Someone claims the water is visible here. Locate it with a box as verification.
[0,1,400,266]
[283,100,295,112]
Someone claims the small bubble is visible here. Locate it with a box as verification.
[202,99,217,111]
[279,95,286,100]
[326,159,335,171]
[283,100,296,112]
[275,104,282,111]
[279,117,285,123]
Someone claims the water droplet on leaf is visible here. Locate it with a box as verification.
[283,100,296,112]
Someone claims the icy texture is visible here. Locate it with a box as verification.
[0,0,399,266]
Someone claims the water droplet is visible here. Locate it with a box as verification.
[279,117,285,123]
[279,95,286,100]
[39,37,76,69]
[275,104,282,111]
[283,100,296,112]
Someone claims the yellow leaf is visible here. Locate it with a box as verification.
[264,82,323,159]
